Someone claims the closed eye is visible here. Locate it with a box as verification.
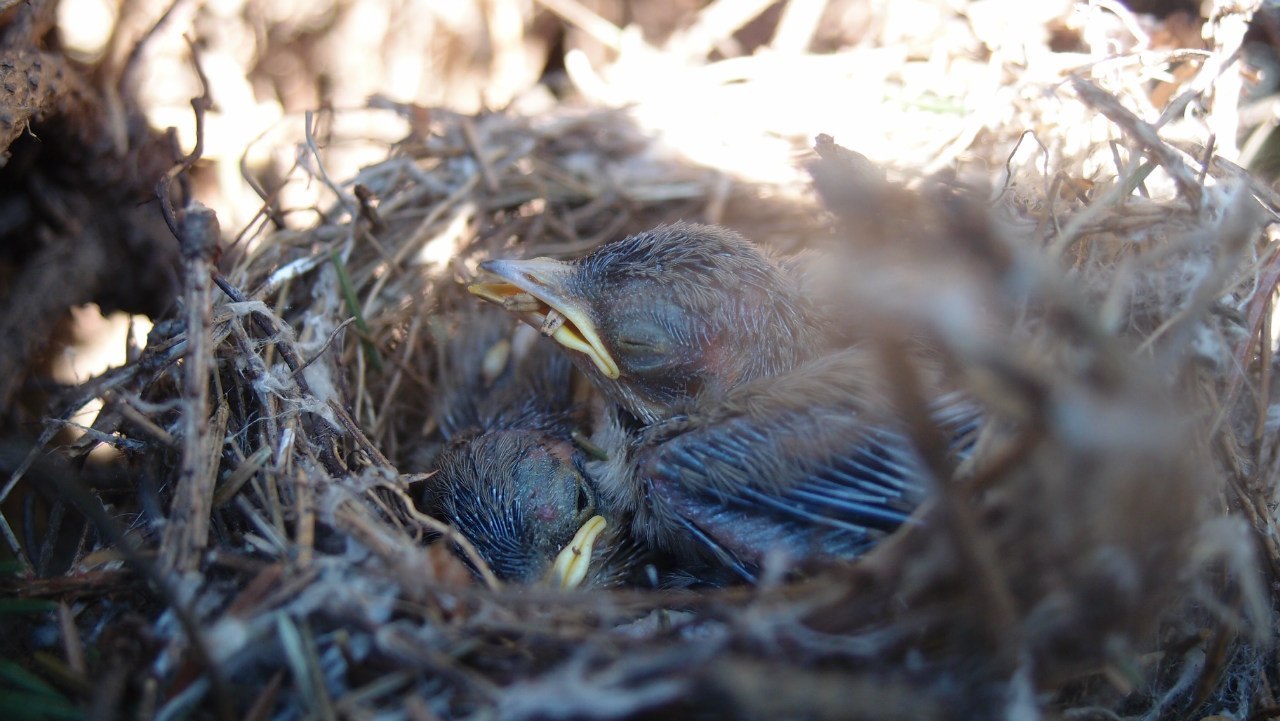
[617,338,658,351]
[605,310,680,373]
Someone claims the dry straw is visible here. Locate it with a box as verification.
[5,1,1280,719]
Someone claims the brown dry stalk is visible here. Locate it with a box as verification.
[160,205,221,574]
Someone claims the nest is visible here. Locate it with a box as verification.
[4,2,1280,720]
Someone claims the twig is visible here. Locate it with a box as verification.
[0,511,30,574]
[1071,76,1203,211]
[302,110,356,219]
[155,36,212,240]
[347,184,383,234]
[371,313,422,442]
[212,446,272,508]
[460,118,500,193]
[382,484,502,592]
[292,465,316,567]
[328,400,393,469]
[101,391,178,447]
[226,315,282,457]
[159,205,220,575]
[294,317,357,378]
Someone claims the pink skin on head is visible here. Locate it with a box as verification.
[534,503,559,522]
[523,444,578,523]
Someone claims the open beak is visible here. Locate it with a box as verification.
[468,258,621,379]
[548,515,608,590]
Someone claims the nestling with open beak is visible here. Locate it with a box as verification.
[469,223,822,424]
[422,304,643,589]
[469,222,979,580]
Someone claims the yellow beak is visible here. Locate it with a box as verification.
[548,515,608,590]
[468,258,620,379]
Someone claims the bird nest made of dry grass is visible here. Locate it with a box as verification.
[4,3,1280,721]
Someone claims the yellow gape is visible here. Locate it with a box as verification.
[548,515,607,590]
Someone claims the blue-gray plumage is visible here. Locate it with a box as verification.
[591,354,978,579]
[469,223,979,580]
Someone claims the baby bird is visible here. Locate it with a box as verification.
[469,223,977,579]
[469,223,822,424]
[422,302,640,588]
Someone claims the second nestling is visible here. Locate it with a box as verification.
[421,299,650,589]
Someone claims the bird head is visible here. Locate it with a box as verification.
[469,222,819,422]
[428,429,607,588]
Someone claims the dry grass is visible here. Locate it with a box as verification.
[3,1,1280,719]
